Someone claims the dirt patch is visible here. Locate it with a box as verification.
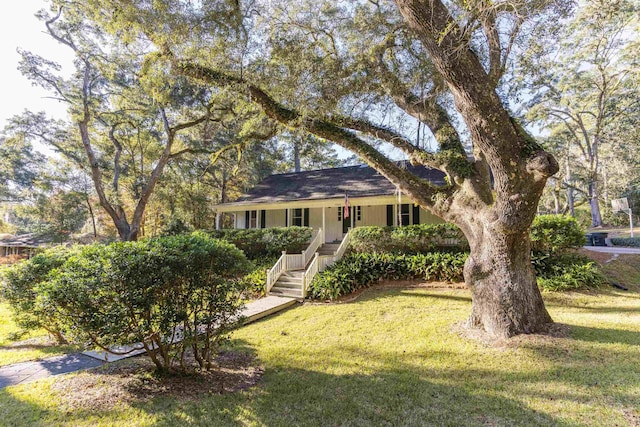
[51,350,263,411]
[306,279,466,304]
[452,321,571,348]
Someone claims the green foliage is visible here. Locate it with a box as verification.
[530,215,603,291]
[1,246,75,343]
[610,237,640,247]
[309,252,467,300]
[530,215,586,253]
[349,224,467,254]
[208,227,312,259]
[533,253,607,291]
[241,256,279,297]
[8,233,251,372]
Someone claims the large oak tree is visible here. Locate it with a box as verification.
[56,0,573,338]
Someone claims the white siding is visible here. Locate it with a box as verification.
[419,207,444,225]
[265,209,286,228]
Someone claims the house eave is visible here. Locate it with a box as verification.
[214,194,417,213]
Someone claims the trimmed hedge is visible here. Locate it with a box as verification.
[610,237,640,247]
[1,246,76,343]
[2,233,252,372]
[309,252,467,300]
[530,215,586,253]
[349,224,467,254]
[208,227,312,259]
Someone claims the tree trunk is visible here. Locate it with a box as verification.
[588,180,603,227]
[464,221,552,337]
[293,140,301,172]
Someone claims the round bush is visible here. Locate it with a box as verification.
[530,215,586,253]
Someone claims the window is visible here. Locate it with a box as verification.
[293,208,303,226]
[400,204,410,226]
[356,206,362,221]
[250,210,258,228]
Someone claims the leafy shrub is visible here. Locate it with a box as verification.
[533,253,607,291]
[610,237,640,247]
[241,256,279,297]
[208,227,312,259]
[349,224,467,254]
[530,215,586,253]
[1,246,76,343]
[309,252,467,300]
[37,233,251,372]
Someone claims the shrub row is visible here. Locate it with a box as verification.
[1,233,251,372]
[349,224,467,254]
[208,226,312,259]
[309,252,467,300]
[610,237,640,247]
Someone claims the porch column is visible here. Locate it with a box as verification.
[215,211,221,230]
[351,206,354,230]
[322,206,326,242]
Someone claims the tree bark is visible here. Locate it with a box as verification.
[463,219,552,337]
[589,180,603,227]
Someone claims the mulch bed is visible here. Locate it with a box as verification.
[51,350,263,411]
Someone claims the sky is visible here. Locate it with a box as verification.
[0,0,74,129]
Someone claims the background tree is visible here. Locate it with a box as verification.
[0,133,44,203]
[522,0,640,227]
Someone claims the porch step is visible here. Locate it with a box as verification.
[317,243,340,256]
[269,286,304,299]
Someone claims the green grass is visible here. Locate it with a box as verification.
[0,303,78,367]
[1,282,639,426]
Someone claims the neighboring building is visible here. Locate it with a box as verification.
[0,233,51,259]
[214,163,446,243]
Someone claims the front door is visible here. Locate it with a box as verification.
[342,206,353,234]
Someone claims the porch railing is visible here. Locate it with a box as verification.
[266,251,287,293]
[302,253,319,298]
[302,228,323,266]
[300,228,353,297]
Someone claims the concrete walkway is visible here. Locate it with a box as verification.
[0,353,104,389]
[583,246,640,255]
[0,296,297,388]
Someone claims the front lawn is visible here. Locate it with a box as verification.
[1,277,639,426]
[0,302,78,367]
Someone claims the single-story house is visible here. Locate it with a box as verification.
[0,233,50,259]
[214,163,446,243]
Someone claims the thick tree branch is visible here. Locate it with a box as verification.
[169,57,455,212]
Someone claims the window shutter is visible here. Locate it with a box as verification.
[303,208,310,227]
[386,205,393,226]
[285,209,288,226]
[260,210,266,229]
[245,211,250,229]
[412,205,420,225]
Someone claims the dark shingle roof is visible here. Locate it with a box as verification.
[0,233,52,248]
[223,163,446,206]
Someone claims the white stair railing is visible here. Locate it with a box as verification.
[301,228,353,297]
[302,228,323,266]
[333,228,352,260]
[266,251,287,293]
[266,228,323,294]
[302,253,319,298]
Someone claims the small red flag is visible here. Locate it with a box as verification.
[344,194,350,219]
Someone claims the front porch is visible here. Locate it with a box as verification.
[215,195,444,243]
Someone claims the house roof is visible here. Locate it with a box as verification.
[0,233,52,248]
[219,163,446,207]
